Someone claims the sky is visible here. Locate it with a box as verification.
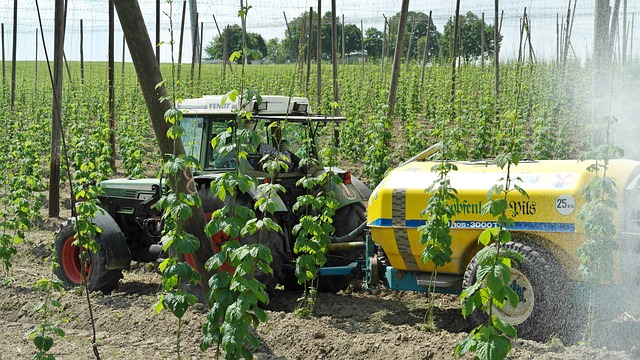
[0,0,639,63]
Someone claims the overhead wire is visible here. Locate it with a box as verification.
[0,0,637,61]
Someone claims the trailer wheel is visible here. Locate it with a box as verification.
[55,219,123,294]
[319,202,366,293]
[462,241,559,341]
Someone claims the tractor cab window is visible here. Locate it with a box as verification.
[206,120,235,169]
[181,115,204,161]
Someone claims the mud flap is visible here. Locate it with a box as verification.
[92,208,131,271]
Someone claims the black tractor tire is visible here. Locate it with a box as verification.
[196,184,287,296]
[239,225,286,295]
[55,219,124,294]
[318,202,367,293]
[462,241,566,342]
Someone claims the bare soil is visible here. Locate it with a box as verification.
[0,218,639,360]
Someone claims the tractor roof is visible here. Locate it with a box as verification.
[178,95,318,117]
[177,95,346,122]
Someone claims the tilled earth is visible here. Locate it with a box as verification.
[0,221,639,360]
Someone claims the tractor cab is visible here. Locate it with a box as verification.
[177,95,343,179]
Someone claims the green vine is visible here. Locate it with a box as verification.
[292,163,339,317]
[26,277,68,360]
[199,4,276,358]
[456,109,527,360]
[200,95,276,359]
[576,115,622,344]
[153,3,202,358]
[418,158,459,331]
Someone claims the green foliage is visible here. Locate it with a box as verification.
[363,104,392,186]
[26,278,68,360]
[440,11,496,61]
[419,160,459,330]
[364,28,384,60]
[199,11,276,356]
[292,169,339,317]
[576,115,623,343]
[205,24,268,62]
[387,11,440,62]
[153,9,204,357]
[278,11,363,63]
[66,88,115,262]
[200,239,271,359]
[419,162,459,267]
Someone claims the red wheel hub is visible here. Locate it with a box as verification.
[60,236,91,284]
[184,212,231,272]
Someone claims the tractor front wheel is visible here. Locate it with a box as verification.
[54,219,123,294]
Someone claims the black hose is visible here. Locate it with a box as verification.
[330,221,367,244]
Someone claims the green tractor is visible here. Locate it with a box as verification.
[55,95,370,294]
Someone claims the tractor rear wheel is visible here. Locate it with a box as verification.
[318,202,366,292]
[195,184,287,295]
[54,219,123,294]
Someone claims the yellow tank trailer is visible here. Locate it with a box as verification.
[366,154,640,341]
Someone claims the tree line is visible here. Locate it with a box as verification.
[204,10,497,64]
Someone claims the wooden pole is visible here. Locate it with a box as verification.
[240,0,246,65]
[331,0,340,145]
[481,12,486,70]
[341,14,345,63]
[189,0,200,62]
[113,0,214,295]
[556,13,560,65]
[1,23,4,88]
[381,15,387,82]
[190,12,199,81]
[623,0,628,64]
[306,7,313,94]
[156,0,160,64]
[49,0,65,217]
[406,16,416,66]
[212,14,229,78]
[361,19,365,77]
[420,11,432,88]
[35,29,38,98]
[80,19,85,83]
[518,8,526,64]
[494,0,501,104]
[283,12,295,60]
[451,0,461,99]
[563,0,572,67]
[177,0,187,80]
[109,0,117,171]
[316,0,322,107]
[387,0,409,117]
[610,0,622,54]
[121,33,126,97]
[224,25,232,74]
[525,11,536,63]
[10,0,17,112]
[63,52,72,83]
[198,21,203,81]
[331,2,339,102]
[298,15,306,86]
